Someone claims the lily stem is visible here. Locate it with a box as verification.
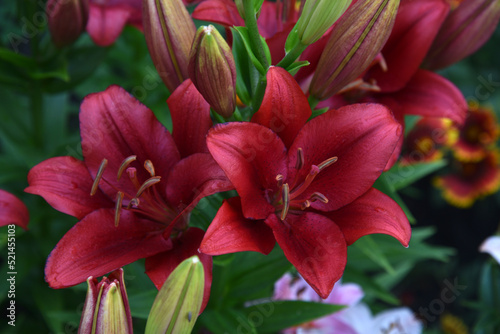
[276,42,308,71]
[243,1,269,71]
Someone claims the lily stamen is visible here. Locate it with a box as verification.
[117,155,137,180]
[90,158,108,196]
[144,159,155,177]
[114,191,124,227]
[280,183,290,221]
[318,156,338,171]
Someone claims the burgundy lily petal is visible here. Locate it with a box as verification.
[45,209,172,288]
[87,3,132,46]
[265,213,347,299]
[288,103,402,211]
[367,0,449,92]
[80,85,180,199]
[200,197,276,255]
[168,80,212,158]
[0,190,29,230]
[192,0,244,28]
[325,188,411,247]
[166,153,234,213]
[145,227,213,312]
[377,70,467,125]
[207,122,287,220]
[251,67,312,148]
[25,156,113,219]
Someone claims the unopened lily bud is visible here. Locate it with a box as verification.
[424,0,500,70]
[188,25,236,119]
[143,0,196,92]
[145,256,204,334]
[78,268,132,334]
[309,0,400,100]
[46,0,89,48]
[294,0,352,45]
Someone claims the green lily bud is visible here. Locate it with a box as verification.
[46,0,89,48]
[424,0,500,70]
[145,256,205,334]
[78,269,132,334]
[309,0,400,100]
[294,0,352,45]
[188,25,237,119]
[143,0,197,92]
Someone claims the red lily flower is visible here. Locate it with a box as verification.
[0,189,29,230]
[87,0,142,46]
[200,67,411,298]
[25,82,232,310]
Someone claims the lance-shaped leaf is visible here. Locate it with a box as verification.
[145,256,205,334]
[46,0,89,47]
[188,25,237,118]
[78,268,132,334]
[143,0,196,92]
[424,0,500,70]
[309,0,400,100]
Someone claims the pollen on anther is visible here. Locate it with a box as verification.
[144,160,155,177]
[91,158,108,196]
[295,148,304,170]
[117,155,137,180]
[318,156,338,171]
[135,176,162,198]
[280,183,290,221]
[114,191,124,227]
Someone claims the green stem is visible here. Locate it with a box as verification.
[276,42,308,70]
[212,109,226,124]
[251,76,267,112]
[243,1,269,70]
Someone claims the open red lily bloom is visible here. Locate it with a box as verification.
[25,82,232,310]
[200,67,411,298]
[0,189,29,230]
[87,0,142,46]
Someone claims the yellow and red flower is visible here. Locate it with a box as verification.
[453,105,500,162]
[400,118,458,165]
[434,150,500,208]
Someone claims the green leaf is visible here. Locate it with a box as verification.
[286,60,310,75]
[353,235,395,275]
[200,309,257,334]
[223,246,293,305]
[233,26,266,75]
[284,24,300,54]
[241,300,345,333]
[384,160,448,191]
[231,28,255,106]
[43,46,108,93]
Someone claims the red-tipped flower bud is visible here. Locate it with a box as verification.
[424,0,500,70]
[188,25,237,119]
[309,0,400,100]
[143,0,197,92]
[46,0,89,48]
[78,269,132,334]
